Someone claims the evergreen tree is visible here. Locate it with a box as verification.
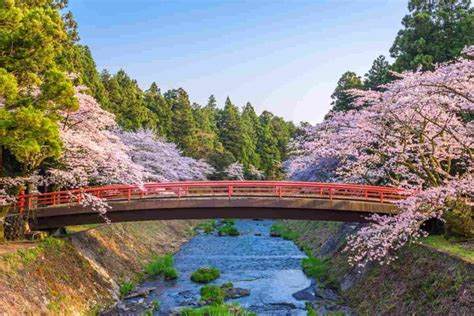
[164,88,197,156]
[144,82,172,137]
[218,97,244,161]
[364,55,393,90]
[101,70,156,131]
[241,102,261,169]
[327,71,364,116]
[390,0,474,71]
[270,115,292,161]
[189,102,223,159]
[0,0,78,175]
[257,111,281,179]
[203,95,219,134]
[75,45,109,106]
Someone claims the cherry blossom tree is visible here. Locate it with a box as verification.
[224,162,245,180]
[45,87,146,188]
[287,46,474,266]
[117,129,214,182]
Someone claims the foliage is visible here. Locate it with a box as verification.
[196,220,217,234]
[443,199,474,238]
[163,266,179,280]
[287,47,474,266]
[180,303,256,316]
[224,162,245,180]
[390,0,474,71]
[270,223,298,241]
[118,281,134,297]
[144,254,174,277]
[190,266,221,283]
[164,88,197,156]
[218,224,240,237]
[364,55,393,90]
[302,256,329,281]
[327,71,364,115]
[200,285,224,305]
[46,88,145,188]
[422,235,474,263]
[117,129,214,182]
[0,0,79,174]
[221,219,236,225]
[100,70,156,131]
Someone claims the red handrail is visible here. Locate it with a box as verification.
[15,181,410,213]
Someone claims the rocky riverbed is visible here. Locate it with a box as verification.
[108,220,350,315]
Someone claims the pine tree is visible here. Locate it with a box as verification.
[257,111,281,179]
[145,82,172,137]
[101,70,157,131]
[390,0,474,71]
[270,115,291,161]
[241,102,261,169]
[364,55,393,90]
[218,97,244,161]
[164,88,197,156]
[189,102,223,159]
[327,71,364,116]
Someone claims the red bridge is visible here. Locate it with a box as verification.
[17,181,409,230]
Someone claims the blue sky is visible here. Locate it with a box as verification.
[69,0,408,124]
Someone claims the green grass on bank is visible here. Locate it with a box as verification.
[270,223,298,240]
[66,224,101,234]
[180,303,256,316]
[422,235,474,263]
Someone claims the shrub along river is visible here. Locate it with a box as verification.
[109,220,350,315]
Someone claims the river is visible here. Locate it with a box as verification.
[110,220,350,315]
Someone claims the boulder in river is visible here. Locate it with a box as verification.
[270,231,281,237]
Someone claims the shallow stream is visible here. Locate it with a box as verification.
[111,220,349,315]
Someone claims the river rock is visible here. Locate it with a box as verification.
[124,286,156,299]
[270,231,281,237]
[254,232,262,236]
[223,287,251,299]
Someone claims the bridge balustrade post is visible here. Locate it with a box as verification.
[177,187,181,198]
[227,186,233,198]
[18,191,25,214]
[329,188,333,200]
[380,192,384,203]
[127,188,131,201]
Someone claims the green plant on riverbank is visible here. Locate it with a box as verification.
[180,302,256,316]
[163,266,179,280]
[271,222,338,287]
[221,219,236,225]
[196,220,217,234]
[218,224,240,236]
[191,266,221,283]
[302,256,328,280]
[144,254,174,276]
[119,281,134,296]
[270,223,298,240]
[200,285,225,305]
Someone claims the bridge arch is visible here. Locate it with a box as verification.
[16,181,408,230]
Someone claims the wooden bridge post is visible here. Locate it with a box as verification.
[18,191,25,214]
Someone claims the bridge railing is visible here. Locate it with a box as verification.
[16,181,409,213]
